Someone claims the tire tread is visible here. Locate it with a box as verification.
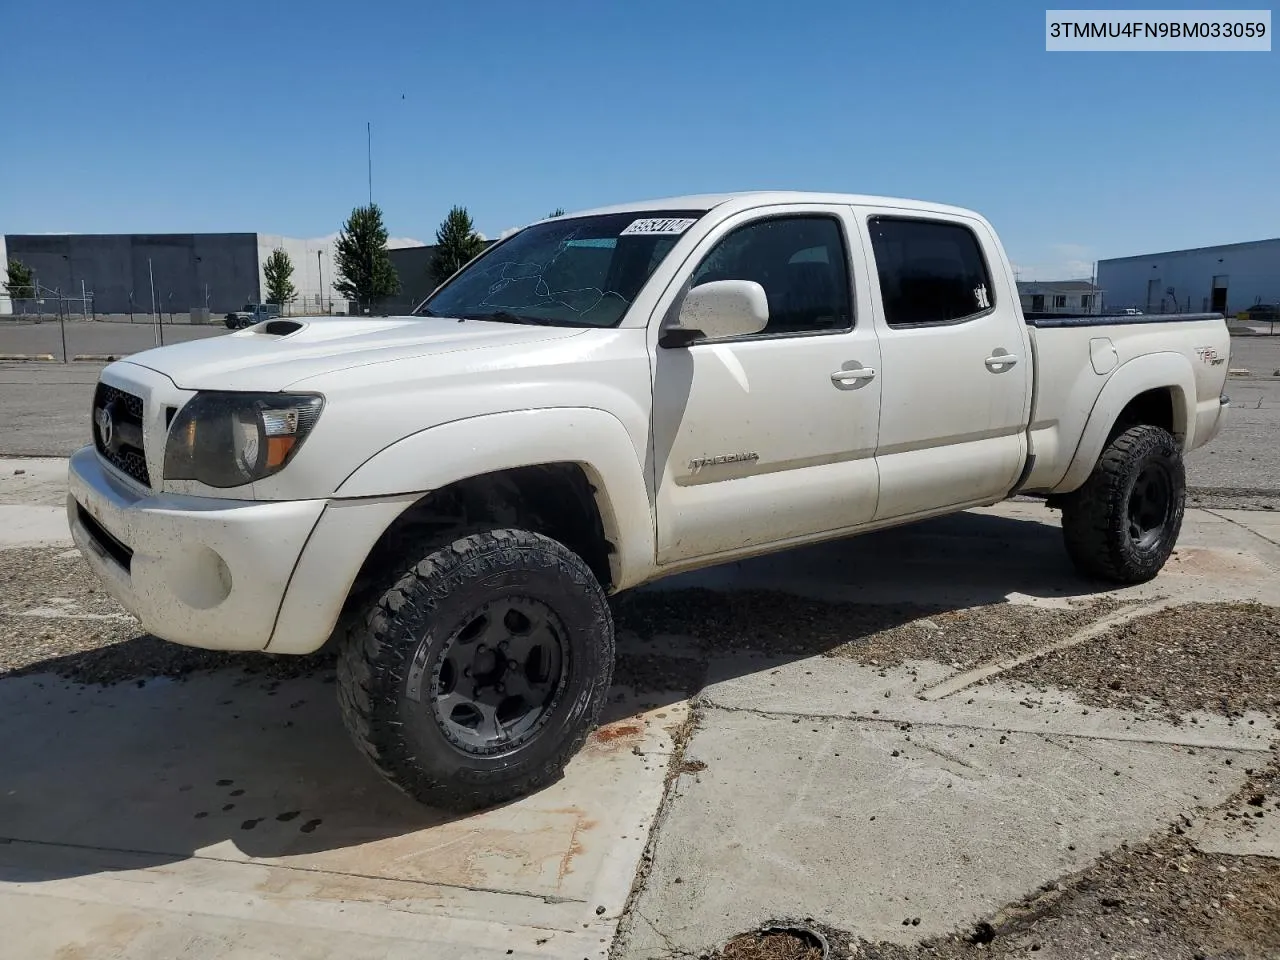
[336,528,613,810]
[1060,424,1185,584]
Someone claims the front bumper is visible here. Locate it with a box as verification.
[67,445,326,651]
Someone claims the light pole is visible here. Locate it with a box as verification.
[317,250,325,313]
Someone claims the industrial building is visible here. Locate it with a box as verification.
[1096,238,1280,316]
[1017,280,1103,315]
[2,232,343,317]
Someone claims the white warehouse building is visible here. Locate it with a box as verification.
[1096,238,1280,317]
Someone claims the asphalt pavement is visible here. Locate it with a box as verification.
[0,317,223,360]
[2,328,1278,495]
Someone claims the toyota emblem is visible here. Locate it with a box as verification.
[95,405,114,449]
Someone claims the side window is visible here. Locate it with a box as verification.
[868,217,994,327]
[689,216,852,336]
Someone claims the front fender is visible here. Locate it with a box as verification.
[1052,351,1195,494]
[334,407,656,590]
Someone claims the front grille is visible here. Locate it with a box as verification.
[77,504,133,572]
[93,383,151,488]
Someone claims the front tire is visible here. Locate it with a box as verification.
[1060,424,1185,584]
[336,528,614,811]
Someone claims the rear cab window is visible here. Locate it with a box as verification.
[867,217,995,327]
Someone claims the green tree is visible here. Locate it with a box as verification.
[547,208,565,218]
[431,205,486,284]
[333,203,400,310]
[3,258,34,299]
[262,249,297,307]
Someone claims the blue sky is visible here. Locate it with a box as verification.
[1,0,1275,278]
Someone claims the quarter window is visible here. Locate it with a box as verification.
[868,217,995,327]
[690,216,852,336]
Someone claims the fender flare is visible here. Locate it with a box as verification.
[334,407,655,590]
[1053,351,1195,494]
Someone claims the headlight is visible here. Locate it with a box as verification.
[164,392,323,488]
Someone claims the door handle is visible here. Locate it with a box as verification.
[984,354,1018,370]
[831,367,876,383]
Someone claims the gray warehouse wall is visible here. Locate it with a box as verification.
[4,233,262,315]
[1097,238,1280,315]
[384,241,498,315]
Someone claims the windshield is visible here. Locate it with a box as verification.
[416,210,705,327]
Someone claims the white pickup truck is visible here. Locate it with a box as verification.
[68,192,1231,809]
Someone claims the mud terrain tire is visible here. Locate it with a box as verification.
[1061,424,1185,584]
[337,528,614,810]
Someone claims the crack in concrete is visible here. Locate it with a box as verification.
[699,701,1273,753]
[1203,507,1280,548]
[608,708,702,959]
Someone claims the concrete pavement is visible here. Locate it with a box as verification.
[2,460,1279,958]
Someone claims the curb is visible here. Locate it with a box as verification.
[0,353,56,361]
[72,354,126,362]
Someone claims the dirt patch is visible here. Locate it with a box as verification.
[1002,602,1280,721]
[714,927,826,960]
[614,588,1117,672]
[0,546,122,616]
[0,547,336,685]
[0,620,336,686]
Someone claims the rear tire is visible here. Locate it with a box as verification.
[1060,424,1185,584]
[336,528,614,811]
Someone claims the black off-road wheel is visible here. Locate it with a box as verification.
[1060,424,1186,584]
[336,528,614,811]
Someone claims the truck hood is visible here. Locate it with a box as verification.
[124,315,588,391]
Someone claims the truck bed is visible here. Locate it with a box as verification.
[1024,312,1224,328]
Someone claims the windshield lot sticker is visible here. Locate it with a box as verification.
[620,217,697,236]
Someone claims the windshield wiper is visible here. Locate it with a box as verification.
[461,310,542,325]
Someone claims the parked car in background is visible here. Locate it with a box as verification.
[1236,303,1280,323]
[68,191,1231,812]
[223,303,281,329]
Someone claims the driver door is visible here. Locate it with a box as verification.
[648,205,882,565]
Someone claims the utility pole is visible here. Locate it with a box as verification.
[58,286,68,363]
[367,121,372,205]
[317,249,325,313]
[149,258,161,346]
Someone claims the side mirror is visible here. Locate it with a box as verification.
[660,279,769,347]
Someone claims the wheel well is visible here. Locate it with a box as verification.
[1108,387,1177,444]
[1046,387,1180,510]
[344,464,615,615]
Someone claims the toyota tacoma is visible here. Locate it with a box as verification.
[68,192,1231,809]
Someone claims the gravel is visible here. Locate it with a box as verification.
[1003,602,1280,722]
[713,928,826,960]
[613,588,1116,674]
[9,552,1275,732]
[0,546,335,685]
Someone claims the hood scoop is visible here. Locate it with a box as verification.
[259,319,305,337]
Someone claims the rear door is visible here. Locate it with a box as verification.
[856,210,1032,520]
[649,204,882,563]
